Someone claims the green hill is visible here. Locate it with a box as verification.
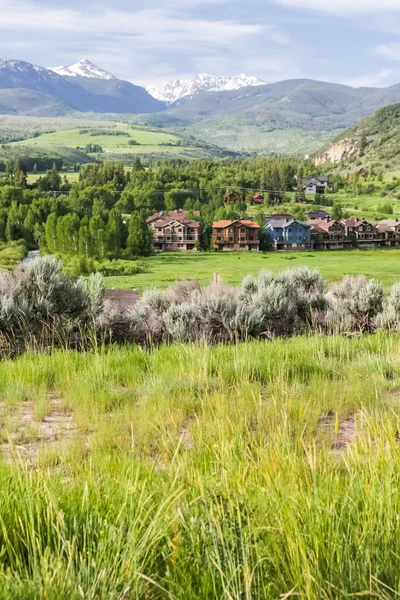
[141,79,400,155]
[317,103,400,173]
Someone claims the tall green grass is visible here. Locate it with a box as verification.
[1,335,400,598]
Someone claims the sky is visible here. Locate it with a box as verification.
[2,0,400,88]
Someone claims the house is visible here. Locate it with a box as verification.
[265,218,313,251]
[308,210,331,221]
[302,175,334,195]
[376,220,400,247]
[212,220,260,251]
[342,218,380,247]
[149,217,202,251]
[252,193,264,205]
[307,219,352,250]
[147,209,200,224]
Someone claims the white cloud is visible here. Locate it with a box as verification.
[270,0,400,14]
[375,43,400,61]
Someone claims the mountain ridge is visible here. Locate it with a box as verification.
[0,58,165,115]
[146,73,266,103]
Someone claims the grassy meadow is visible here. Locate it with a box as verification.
[9,123,190,155]
[1,334,400,597]
[104,248,400,291]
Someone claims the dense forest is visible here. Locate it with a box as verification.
[0,155,354,272]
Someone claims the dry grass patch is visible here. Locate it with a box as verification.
[1,396,75,463]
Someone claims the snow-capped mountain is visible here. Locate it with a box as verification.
[147,73,266,104]
[49,59,116,80]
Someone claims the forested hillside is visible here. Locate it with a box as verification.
[318,103,400,174]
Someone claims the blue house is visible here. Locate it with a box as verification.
[265,218,313,251]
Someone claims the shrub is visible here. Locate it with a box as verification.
[326,276,384,334]
[377,282,400,331]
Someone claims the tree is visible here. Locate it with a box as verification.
[132,156,144,172]
[106,209,122,257]
[331,203,343,221]
[45,213,58,253]
[126,211,153,257]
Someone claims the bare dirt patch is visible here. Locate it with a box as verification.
[319,410,360,454]
[1,397,75,463]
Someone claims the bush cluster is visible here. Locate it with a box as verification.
[99,266,398,345]
[2,258,400,355]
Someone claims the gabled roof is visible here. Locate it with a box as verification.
[303,175,331,184]
[151,218,201,229]
[265,213,294,222]
[342,218,373,227]
[147,209,200,223]
[378,219,400,227]
[307,219,343,233]
[213,219,259,229]
[377,223,393,233]
[266,219,311,230]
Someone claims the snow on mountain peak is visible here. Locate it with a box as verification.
[147,73,266,103]
[49,59,116,80]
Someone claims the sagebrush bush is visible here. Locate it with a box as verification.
[377,282,400,331]
[0,260,395,354]
[326,276,384,334]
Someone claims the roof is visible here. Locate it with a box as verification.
[253,193,264,199]
[266,219,311,230]
[309,223,326,235]
[378,219,400,227]
[151,218,201,229]
[213,219,259,229]
[377,223,393,233]
[308,210,331,218]
[303,175,331,184]
[342,218,372,227]
[307,219,343,232]
[265,213,294,222]
[147,209,200,223]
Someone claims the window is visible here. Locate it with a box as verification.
[217,229,223,233]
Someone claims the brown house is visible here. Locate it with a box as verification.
[213,220,259,251]
[376,220,400,247]
[308,219,352,250]
[342,218,380,247]
[252,193,264,205]
[149,217,201,251]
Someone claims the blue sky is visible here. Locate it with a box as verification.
[2,0,400,87]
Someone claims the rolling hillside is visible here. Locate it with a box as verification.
[142,79,400,154]
[316,103,400,172]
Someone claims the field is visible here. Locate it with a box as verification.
[9,123,191,155]
[104,249,400,291]
[1,334,400,597]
